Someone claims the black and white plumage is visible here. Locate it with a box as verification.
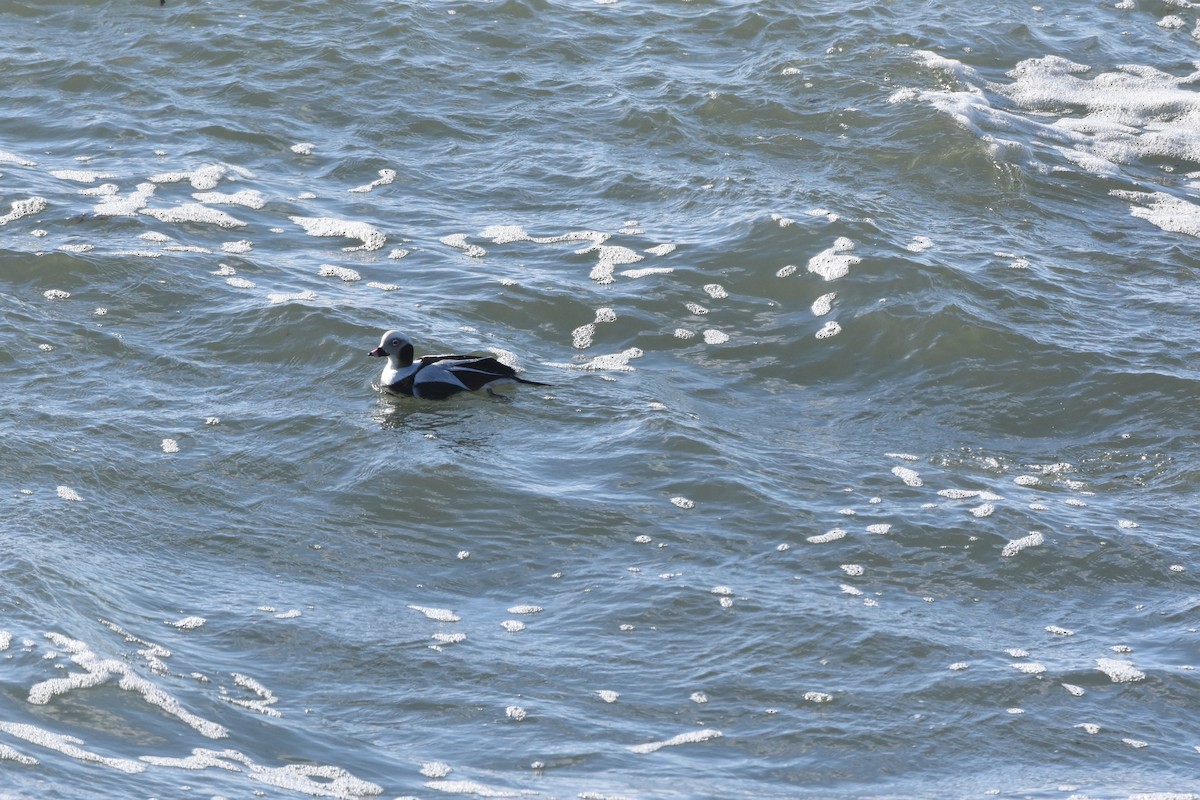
[368,329,551,400]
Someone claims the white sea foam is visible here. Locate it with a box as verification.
[561,347,644,371]
[646,243,675,255]
[79,183,118,196]
[597,690,620,703]
[290,142,315,154]
[629,728,722,754]
[318,264,361,282]
[703,329,730,344]
[409,605,461,622]
[807,528,847,544]
[249,762,383,797]
[507,605,543,615]
[94,182,155,216]
[811,292,836,316]
[1114,190,1200,238]
[619,266,674,278]
[0,722,144,773]
[807,237,860,281]
[51,169,116,183]
[193,189,266,209]
[500,620,526,632]
[142,203,246,228]
[149,163,230,190]
[0,196,47,225]
[56,486,82,502]
[424,779,518,797]
[1001,530,1044,557]
[480,224,530,243]
[815,321,841,339]
[891,466,923,487]
[174,616,205,629]
[572,324,596,349]
[268,290,318,304]
[349,168,397,193]
[1096,658,1146,682]
[292,215,386,250]
[1010,662,1046,675]
[227,672,281,718]
[0,149,36,166]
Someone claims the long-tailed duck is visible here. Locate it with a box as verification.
[369,329,550,399]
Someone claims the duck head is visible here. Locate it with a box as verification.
[368,329,415,367]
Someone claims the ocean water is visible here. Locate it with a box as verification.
[2,0,1199,797]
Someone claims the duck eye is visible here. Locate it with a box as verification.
[391,339,400,346]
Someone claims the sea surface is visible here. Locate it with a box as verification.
[1,0,1199,797]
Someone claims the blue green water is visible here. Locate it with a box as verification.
[1,1,1199,797]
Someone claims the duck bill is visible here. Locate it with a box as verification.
[368,347,386,357]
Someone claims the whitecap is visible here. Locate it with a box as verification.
[94,183,155,216]
[572,324,596,349]
[807,237,860,281]
[193,189,266,209]
[891,466,923,487]
[506,605,543,615]
[1000,530,1044,557]
[0,722,144,774]
[408,605,460,622]
[629,728,722,754]
[50,169,116,183]
[142,203,246,228]
[815,320,841,339]
[479,224,530,243]
[564,347,644,371]
[703,329,729,344]
[619,266,673,278]
[424,779,518,797]
[0,149,37,167]
[1096,658,1145,682]
[0,197,48,225]
[318,265,361,282]
[268,290,317,304]
[292,216,386,251]
[349,168,397,194]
